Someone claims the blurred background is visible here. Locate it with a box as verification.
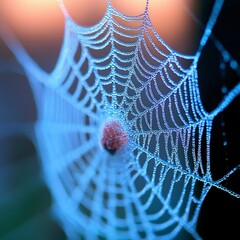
[0,0,240,239]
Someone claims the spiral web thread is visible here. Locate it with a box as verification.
[1,0,240,239]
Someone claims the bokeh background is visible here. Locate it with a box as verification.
[0,0,240,239]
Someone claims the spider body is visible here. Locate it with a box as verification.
[101,120,127,154]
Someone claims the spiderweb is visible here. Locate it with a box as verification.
[1,0,240,239]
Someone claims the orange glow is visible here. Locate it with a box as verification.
[0,0,65,71]
[0,0,64,40]
[111,0,147,16]
[63,0,108,26]
[149,0,200,54]
[0,0,201,69]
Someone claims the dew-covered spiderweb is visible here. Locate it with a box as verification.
[1,0,240,239]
